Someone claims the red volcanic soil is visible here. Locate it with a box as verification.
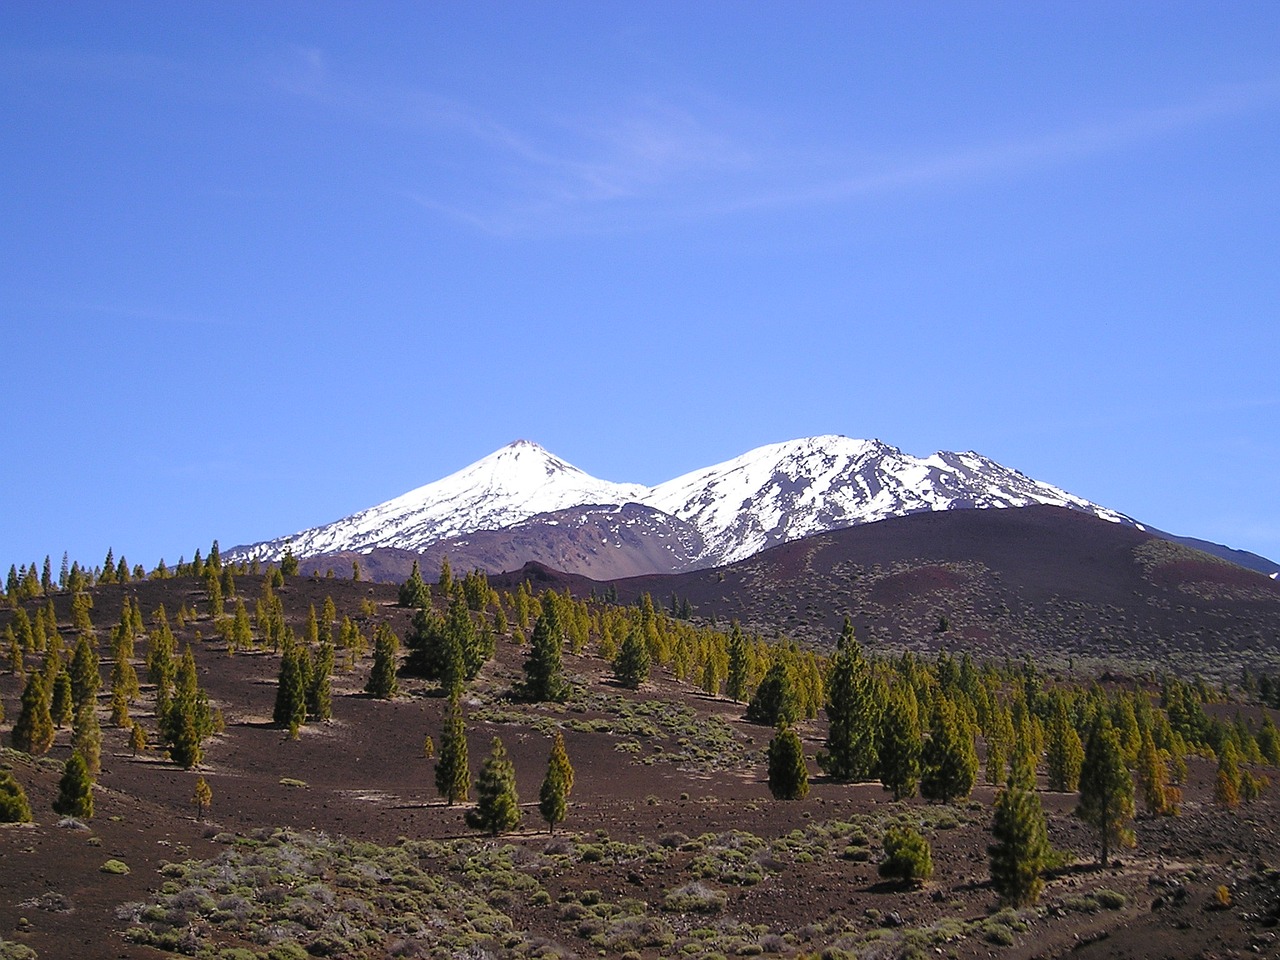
[497,506,1280,680]
[0,574,1278,960]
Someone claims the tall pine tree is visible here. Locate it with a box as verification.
[920,697,978,804]
[1076,717,1135,866]
[538,731,574,833]
[523,609,568,702]
[989,768,1050,907]
[878,682,922,800]
[434,696,470,806]
[466,737,521,836]
[819,618,880,782]
[766,724,810,800]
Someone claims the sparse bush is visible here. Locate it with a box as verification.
[1094,888,1126,910]
[878,826,933,886]
[663,882,727,914]
[100,859,130,875]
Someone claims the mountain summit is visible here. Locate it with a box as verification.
[228,435,1137,574]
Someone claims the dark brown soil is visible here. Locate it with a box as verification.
[1,574,1278,960]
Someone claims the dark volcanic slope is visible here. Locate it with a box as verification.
[304,503,706,582]
[494,505,1280,679]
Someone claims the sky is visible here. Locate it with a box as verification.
[2,2,1278,571]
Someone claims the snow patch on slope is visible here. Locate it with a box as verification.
[230,435,1136,568]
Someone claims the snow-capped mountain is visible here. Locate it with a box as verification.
[646,436,1133,566]
[232,440,647,562]
[228,435,1137,574]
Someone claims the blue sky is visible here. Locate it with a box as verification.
[3,2,1278,570]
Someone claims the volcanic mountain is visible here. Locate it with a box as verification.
[227,436,1147,577]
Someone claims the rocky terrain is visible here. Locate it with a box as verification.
[0,566,1278,960]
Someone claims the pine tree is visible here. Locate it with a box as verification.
[69,634,100,712]
[538,731,575,833]
[1076,718,1135,866]
[920,697,978,804]
[53,752,93,819]
[1045,696,1085,792]
[766,724,810,800]
[192,776,212,821]
[130,721,147,756]
[164,646,212,767]
[364,623,399,700]
[274,642,308,736]
[1136,730,1172,817]
[11,671,55,755]
[613,626,651,690]
[746,659,800,727]
[819,618,881,781]
[307,640,334,721]
[1214,741,1242,809]
[444,590,487,680]
[72,700,102,778]
[0,769,33,823]
[50,669,74,728]
[404,605,447,678]
[435,696,470,806]
[988,773,1050,907]
[523,609,568,702]
[466,737,521,836]
[878,682,922,800]
[726,621,750,703]
[437,556,453,595]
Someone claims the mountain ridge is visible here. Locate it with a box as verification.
[228,436,1276,578]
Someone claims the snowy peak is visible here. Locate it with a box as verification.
[643,435,1132,565]
[228,435,1136,570]
[231,440,647,561]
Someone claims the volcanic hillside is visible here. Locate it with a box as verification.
[1,562,1280,960]
[494,505,1280,682]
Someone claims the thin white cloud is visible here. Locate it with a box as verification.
[268,48,1280,236]
[727,78,1280,212]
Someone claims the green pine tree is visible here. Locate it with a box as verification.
[766,724,810,800]
[435,696,470,806]
[523,609,568,702]
[613,626,651,690]
[164,646,212,767]
[72,699,103,778]
[273,641,308,735]
[1045,696,1085,792]
[50,669,74,728]
[364,623,400,700]
[1136,730,1172,816]
[920,697,978,804]
[11,671,55,756]
[307,640,334,721]
[819,618,881,782]
[68,633,101,712]
[746,658,800,727]
[725,621,750,703]
[988,776,1050,907]
[878,682,922,800]
[53,752,94,819]
[466,737,521,836]
[538,731,575,833]
[1076,718,1135,866]
[192,775,213,821]
[0,768,34,823]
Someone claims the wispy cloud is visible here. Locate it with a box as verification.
[269,49,1280,236]
[755,78,1280,210]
